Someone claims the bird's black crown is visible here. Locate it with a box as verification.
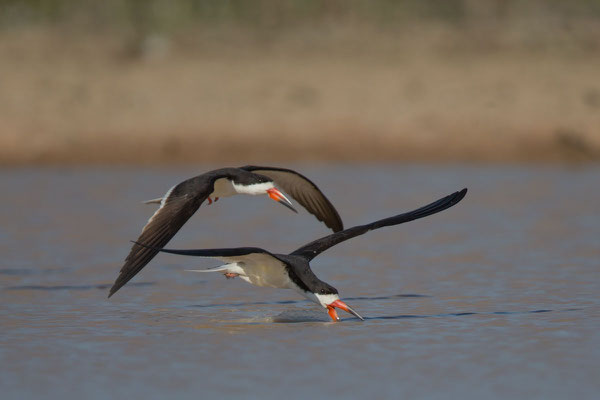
[317,283,338,295]
[234,172,273,185]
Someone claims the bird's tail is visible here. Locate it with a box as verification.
[142,197,163,205]
[185,263,238,273]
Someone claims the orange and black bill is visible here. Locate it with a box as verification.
[267,188,297,213]
[327,299,364,322]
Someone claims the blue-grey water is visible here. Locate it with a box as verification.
[1,164,599,399]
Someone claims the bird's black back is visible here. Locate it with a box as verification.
[210,167,272,186]
[276,254,339,295]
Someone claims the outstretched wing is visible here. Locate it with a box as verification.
[240,165,343,232]
[148,245,274,261]
[291,188,467,261]
[108,179,209,297]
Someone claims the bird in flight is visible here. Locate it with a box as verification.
[133,188,467,321]
[108,166,344,298]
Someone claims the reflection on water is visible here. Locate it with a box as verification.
[1,165,599,400]
[270,307,573,324]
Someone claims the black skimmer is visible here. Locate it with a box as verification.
[133,188,467,321]
[108,166,343,298]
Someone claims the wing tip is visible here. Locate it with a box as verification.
[455,188,468,203]
[332,221,344,233]
[108,272,131,297]
[107,284,119,298]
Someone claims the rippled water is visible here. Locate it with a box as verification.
[1,164,599,399]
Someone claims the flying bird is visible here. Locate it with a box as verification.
[108,166,343,298]
[132,188,467,321]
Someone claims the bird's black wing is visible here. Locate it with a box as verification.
[108,178,210,297]
[291,188,467,261]
[240,165,343,232]
[146,246,273,259]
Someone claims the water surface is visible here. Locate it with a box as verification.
[1,164,599,399]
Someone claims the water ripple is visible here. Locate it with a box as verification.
[4,282,155,291]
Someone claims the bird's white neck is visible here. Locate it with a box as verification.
[231,181,275,195]
[210,179,275,199]
[295,290,340,308]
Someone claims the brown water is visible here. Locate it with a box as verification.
[1,164,599,399]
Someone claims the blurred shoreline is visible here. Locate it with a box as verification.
[1,2,599,165]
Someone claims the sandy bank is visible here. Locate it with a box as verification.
[1,28,599,165]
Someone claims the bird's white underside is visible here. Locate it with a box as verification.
[187,253,294,289]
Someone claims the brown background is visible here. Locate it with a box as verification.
[1,0,599,165]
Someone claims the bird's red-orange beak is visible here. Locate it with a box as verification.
[267,188,297,213]
[326,299,364,322]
